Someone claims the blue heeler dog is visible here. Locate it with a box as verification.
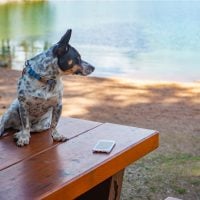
[0,29,95,146]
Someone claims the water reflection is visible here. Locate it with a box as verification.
[0,40,11,67]
[0,1,53,39]
[0,1,53,69]
[0,39,51,69]
[0,1,200,82]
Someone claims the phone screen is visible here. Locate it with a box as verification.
[93,140,116,153]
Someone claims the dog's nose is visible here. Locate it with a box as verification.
[90,66,95,72]
[86,66,95,75]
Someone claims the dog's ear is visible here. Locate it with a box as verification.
[53,29,72,56]
[58,29,72,47]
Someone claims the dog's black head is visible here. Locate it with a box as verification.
[53,29,95,76]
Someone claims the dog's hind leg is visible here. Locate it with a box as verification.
[0,99,21,136]
[50,103,68,142]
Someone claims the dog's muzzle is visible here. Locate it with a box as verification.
[80,60,95,76]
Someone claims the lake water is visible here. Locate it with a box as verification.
[0,0,200,82]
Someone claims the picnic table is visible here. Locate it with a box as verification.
[0,117,159,200]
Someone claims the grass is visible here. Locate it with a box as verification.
[121,153,200,200]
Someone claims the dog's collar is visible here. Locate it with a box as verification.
[23,61,57,91]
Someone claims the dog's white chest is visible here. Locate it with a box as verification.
[25,96,58,118]
[25,96,59,132]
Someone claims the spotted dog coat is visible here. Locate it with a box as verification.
[0,29,95,146]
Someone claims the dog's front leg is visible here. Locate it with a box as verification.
[14,97,31,146]
[51,104,68,142]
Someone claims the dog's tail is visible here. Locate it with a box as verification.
[0,114,9,137]
[0,122,5,137]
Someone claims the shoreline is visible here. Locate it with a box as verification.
[100,75,200,86]
[2,67,200,85]
[94,71,200,85]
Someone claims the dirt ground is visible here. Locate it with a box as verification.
[0,68,200,200]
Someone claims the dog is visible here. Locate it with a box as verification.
[0,29,95,146]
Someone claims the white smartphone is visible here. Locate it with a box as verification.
[92,140,116,153]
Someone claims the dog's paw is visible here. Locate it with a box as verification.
[14,131,31,147]
[51,130,68,142]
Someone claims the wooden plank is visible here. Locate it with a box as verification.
[44,125,159,200]
[0,123,159,200]
[0,117,101,170]
[57,117,101,139]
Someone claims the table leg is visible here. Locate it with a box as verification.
[108,170,124,200]
[76,169,125,200]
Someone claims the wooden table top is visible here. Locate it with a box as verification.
[0,117,159,200]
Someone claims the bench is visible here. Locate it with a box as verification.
[0,117,159,200]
